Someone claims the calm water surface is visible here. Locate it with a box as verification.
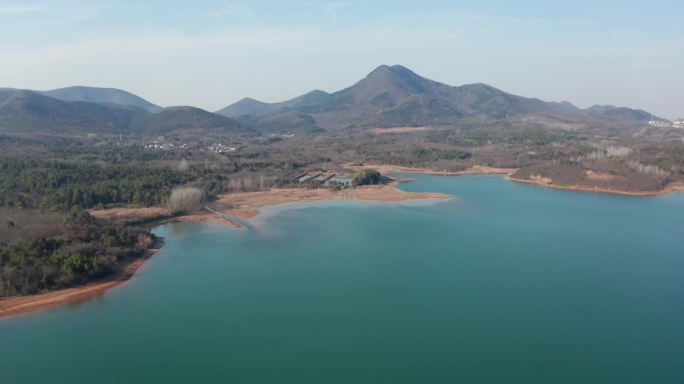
[2,175,684,383]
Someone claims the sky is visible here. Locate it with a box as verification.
[0,0,682,118]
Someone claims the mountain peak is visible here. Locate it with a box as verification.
[368,64,391,74]
[366,64,419,80]
[239,97,265,104]
[356,64,435,95]
[303,89,329,97]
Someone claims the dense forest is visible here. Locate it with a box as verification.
[0,213,154,297]
[0,155,289,211]
[0,158,195,210]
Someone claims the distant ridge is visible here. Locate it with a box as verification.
[216,90,331,118]
[0,89,249,136]
[585,105,661,121]
[131,106,253,135]
[0,65,668,135]
[216,64,667,131]
[0,89,139,133]
[40,86,162,112]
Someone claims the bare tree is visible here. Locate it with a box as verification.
[177,158,190,172]
[626,161,669,177]
[168,186,204,212]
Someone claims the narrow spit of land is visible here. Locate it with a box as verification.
[212,183,451,222]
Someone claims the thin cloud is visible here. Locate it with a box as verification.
[0,4,48,14]
[241,1,350,21]
[209,3,256,19]
[0,2,110,28]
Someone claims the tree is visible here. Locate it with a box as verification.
[168,186,204,213]
[177,158,190,172]
[6,220,14,228]
[352,169,382,186]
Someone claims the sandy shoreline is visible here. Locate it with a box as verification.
[91,183,452,227]
[507,176,684,197]
[212,183,451,222]
[0,241,163,319]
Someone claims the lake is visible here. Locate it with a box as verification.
[2,174,684,383]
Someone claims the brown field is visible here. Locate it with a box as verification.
[342,162,517,176]
[88,206,172,221]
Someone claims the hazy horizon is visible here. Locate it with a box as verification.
[1,0,682,118]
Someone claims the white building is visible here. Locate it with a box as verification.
[648,120,672,128]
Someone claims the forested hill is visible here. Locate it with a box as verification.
[216,65,666,131]
[40,86,162,112]
[0,89,138,134]
[0,89,250,135]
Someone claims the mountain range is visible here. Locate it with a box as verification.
[216,65,665,131]
[0,65,666,136]
[0,88,248,136]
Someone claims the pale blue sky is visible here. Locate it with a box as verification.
[0,0,682,118]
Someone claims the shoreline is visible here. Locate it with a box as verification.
[0,239,164,320]
[175,211,242,228]
[506,175,684,197]
[350,163,684,197]
[4,165,682,319]
[0,183,450,318]
[211,183,452,223]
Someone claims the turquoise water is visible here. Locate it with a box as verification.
[2,174,684,383]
